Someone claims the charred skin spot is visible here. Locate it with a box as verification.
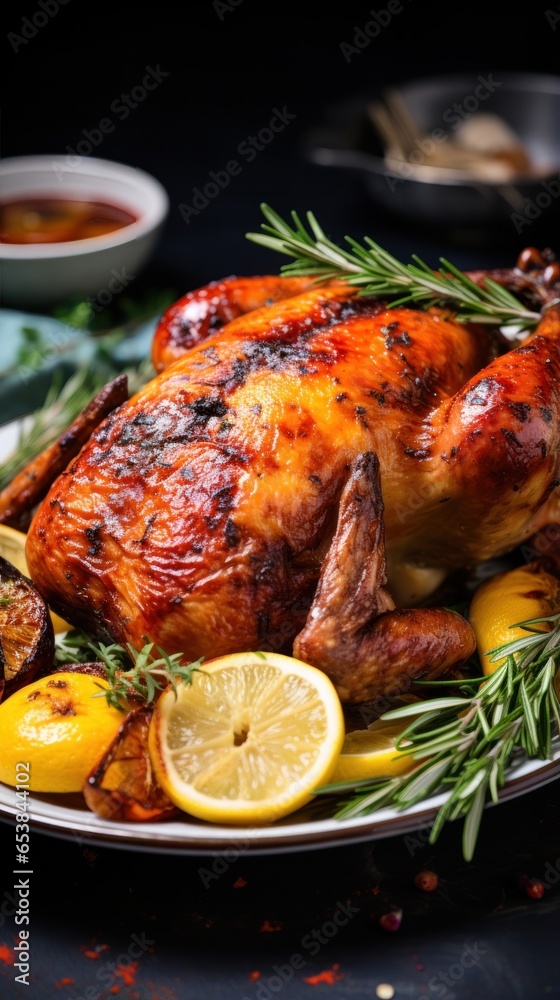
[509,402,531,423]
[521,589,547,600]
[225,518,241,547]
[501,428,523,448]
[47,679,68,689]
[85,524,103,556]
[189,397,228,420]
[382,322,412,350]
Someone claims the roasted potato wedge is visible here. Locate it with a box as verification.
[83,706,178,822]
[0,555,54,701]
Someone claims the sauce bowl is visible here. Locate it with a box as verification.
[0,155,169,308]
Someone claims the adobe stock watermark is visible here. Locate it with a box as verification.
[545,5,560,29]
[340,0,413,62]
[241,899,360,1000]
[214,0,245,19]
[8,0,71,53]
[427,942,487,998]
[53,65,170,173]
[510,175,560,233]
[178,106,296,226]
[385,74,502,192]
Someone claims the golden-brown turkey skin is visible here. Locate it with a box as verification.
[151,275,318,373]
[26,282,493,661]
[25,284,560,693]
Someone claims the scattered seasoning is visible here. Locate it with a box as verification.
[414,870,439,892]
[109,988,120,995]
[375,985,395,1000]
[146,982,179,1000]
[303,964,344,986]
[233,877,247,888]
[56,979,75,988]
[115,961,138,986]
[82,943,110,960]
[260,919,282,932]
[379,910,402,932]
[249,971,261,981]
[0,944,14,965]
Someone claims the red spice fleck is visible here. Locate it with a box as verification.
[260,919,282,932]
[370,884,381,895]
[0,944,14,965]
[249,971,261,981]
[416,963,425,972]
[56,979,75,988]
[115,961,138,986]
[82,943,110,960]
[303,964,344,986]
[109,987,120,995]
[233,877,247,888]
[414,870,439,892]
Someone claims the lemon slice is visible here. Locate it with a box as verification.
[0,524,70,634]
[331,718,415,782]
[148,651,345,825]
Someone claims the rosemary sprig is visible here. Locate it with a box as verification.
[246,204,542,331]
[315,613,560,861]
[54,631,202,711]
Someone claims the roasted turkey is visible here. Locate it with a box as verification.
[25,248,560,702]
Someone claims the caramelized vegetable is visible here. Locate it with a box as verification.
[0,555,54,701]
[83,707,178,822]
[0,374,128,529]
[50,661,109,681]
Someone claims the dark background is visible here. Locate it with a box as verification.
[2,1,560,998]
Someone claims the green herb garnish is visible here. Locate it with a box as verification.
[315,613,560,860]
[54,631,202,710]
[246,204,543,332]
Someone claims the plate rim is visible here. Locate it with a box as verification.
[0,748,559,855]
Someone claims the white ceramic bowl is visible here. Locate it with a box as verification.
[0,155,169,308]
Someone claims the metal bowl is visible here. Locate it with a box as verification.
[303,72,560,228]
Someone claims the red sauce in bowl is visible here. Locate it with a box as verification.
[0,197,138,244]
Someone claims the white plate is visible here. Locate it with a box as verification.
[0,416,559,854]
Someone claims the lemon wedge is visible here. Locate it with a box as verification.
[148,651,345,825]
[331,718,415,782]
[0,524,70,634]
[469,563,560,674]
[0,672,124,792]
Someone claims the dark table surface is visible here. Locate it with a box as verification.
[2,2,560,997]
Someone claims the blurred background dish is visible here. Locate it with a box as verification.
[303,72,560,228]
[0,155,169,308]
